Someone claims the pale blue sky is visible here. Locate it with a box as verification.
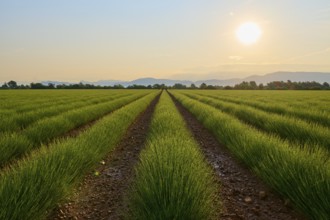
[1,0,330,81]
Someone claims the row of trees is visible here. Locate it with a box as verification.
[232,80,330,90]
[1,81,124,89]
[172,81,330,90]
[171,81,330,90]
[1,80,329,90]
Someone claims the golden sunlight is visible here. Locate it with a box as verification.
[236,22,262,45]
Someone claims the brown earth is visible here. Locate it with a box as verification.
[169,92,306,220]
[48,90,307,220]
[48,94,160,220]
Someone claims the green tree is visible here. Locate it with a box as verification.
[7,80,17,89]
[199,83,207,89]
[30,83,47,89]
[172,83,186,89]
[249,81,257,89]
[48,83,55,89]
[113,84,124,89]
[1,83,8,89]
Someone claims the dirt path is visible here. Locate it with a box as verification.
[170,92,306,220]
[48,94,160,220]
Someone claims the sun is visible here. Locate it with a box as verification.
[236,22,262,45]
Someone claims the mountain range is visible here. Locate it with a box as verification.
[42,71,330,87]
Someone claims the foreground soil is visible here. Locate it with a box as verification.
[48,95,159,220]
[170,92,306,220]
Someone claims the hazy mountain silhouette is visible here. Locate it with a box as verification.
[121,78,193,87]
[42,71,330,87]
[244,72,330,84]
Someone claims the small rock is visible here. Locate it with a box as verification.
[233,188,240,195]
[284,199,291,207]
[259,191,267,199]
[244,196,252,203]
[252,207,260,216]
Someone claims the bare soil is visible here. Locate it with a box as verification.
[170,92,306,220]
[48,94,160,220]
[48,91,307,220]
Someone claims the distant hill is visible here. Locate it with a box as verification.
[243,72,330,84]
[121,78,193,87]
[81,80,125,86]
[195,78,241,86]
[41,81,73,86]
[195,72,330,86]
[41,72,330,87]
[43,78,194,87]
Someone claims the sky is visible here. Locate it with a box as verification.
[1,0,330,82]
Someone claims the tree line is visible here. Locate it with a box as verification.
[1,80,329,90]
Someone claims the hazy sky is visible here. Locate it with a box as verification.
[1,0,330,82]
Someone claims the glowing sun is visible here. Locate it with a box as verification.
[236,22,262,45]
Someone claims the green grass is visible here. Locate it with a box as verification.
[128,92,217,220]
[193,90,330,128]
[0,90,97,112]
[0,91,159,220]
[181,91,330,152]
[0,91,133,133]
[171,91,330,220]
[1,89,328,219]
[191,90,330,113]
[0,91,149,167]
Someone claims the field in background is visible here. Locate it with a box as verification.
[0,89,329,219]
[171,90,330,219]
